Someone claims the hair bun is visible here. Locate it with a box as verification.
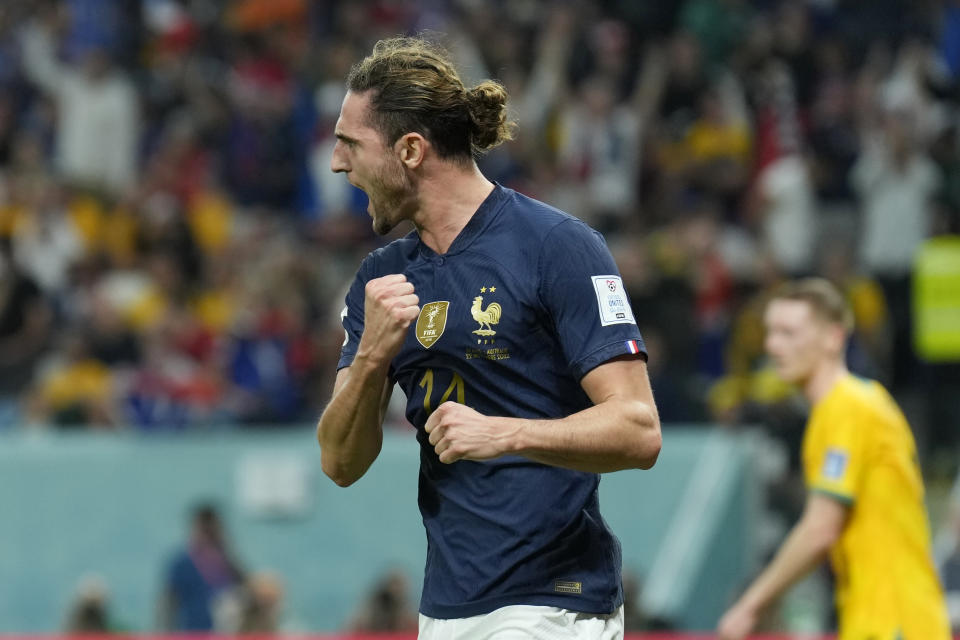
[466,81,515,151]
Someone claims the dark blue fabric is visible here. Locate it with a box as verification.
[166,551,215,631]
[942,6,960,78]
[65,0,120,56]
[226,336,303,421]
[338,185,646,619]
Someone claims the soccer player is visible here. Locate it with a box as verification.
[317,37,661,639]
[717,279,950,640]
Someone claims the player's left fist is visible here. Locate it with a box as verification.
[424,402,515,464]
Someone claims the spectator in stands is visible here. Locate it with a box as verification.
[64,574,118,633]
[25,330,116,428]
[9,176,84,299]
[221,31,300,210]
[549,16,645,233]
[20,5,138,195]
[158,503,246,631]
[347,569,417,633]
[0,238,52,416]
[851,81,940,390]
[236,571,286,632]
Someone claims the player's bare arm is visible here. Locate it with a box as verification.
[717,493,848,640]
[425,355,661,472]
[318,274,419,487]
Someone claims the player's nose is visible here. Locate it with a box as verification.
[330,143,349,173]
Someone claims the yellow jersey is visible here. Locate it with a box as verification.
[802,374,950,640]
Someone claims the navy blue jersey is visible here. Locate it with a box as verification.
[338,185,646,619]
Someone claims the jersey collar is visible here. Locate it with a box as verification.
[418,182,508,260]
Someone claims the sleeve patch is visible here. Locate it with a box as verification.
[591,275,636,326]
[822,447,849,480]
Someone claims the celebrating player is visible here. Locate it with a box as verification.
[717,278,950,640]
[317,37,661,639]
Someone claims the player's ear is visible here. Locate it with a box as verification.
[827,321,847,355]
[396,133,426,169]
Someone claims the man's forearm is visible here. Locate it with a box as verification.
[737,517,832,612]
[506,398,661,473]
[317,354,390,487]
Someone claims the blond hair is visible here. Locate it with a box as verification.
[769,278,854,333]
[346,36,515,161]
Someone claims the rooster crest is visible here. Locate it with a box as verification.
[471,296,501,336]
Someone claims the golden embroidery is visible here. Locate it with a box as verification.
[416,301,449,348]
[554,580,582,594]
[471,295,501,337]
[463,287,511,359]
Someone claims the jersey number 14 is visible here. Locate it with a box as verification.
[418,369,466,414]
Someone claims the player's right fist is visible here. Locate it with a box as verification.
[357,273,419,366]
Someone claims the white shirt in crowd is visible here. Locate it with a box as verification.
[757,154,817,275]
[851,137,939,277]
[20,22,139,195]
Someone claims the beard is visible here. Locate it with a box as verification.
[367,156,414,236]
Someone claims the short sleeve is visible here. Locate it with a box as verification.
[804,417,866,505]
[538,219,645,380]
[337,255,375,370]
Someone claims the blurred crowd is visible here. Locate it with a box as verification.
[0,0,958,470]
[65,504,292,633]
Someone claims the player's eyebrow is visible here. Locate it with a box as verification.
[335,132,360,145]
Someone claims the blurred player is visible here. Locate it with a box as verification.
[317,37,661,639]
[718,278,949,640]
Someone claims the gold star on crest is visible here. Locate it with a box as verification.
[480,286,487,293]
[489,286,496,292]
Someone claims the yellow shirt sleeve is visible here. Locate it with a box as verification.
[805,411,867,505]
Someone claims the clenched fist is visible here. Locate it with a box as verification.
[357,273,420,367]
[425,402,519,464]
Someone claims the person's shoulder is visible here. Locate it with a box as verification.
[859,377,907,424]
[498,186,597,243]
[821,375,870,411]
[823,374,900,427]
[501,187,581,227]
